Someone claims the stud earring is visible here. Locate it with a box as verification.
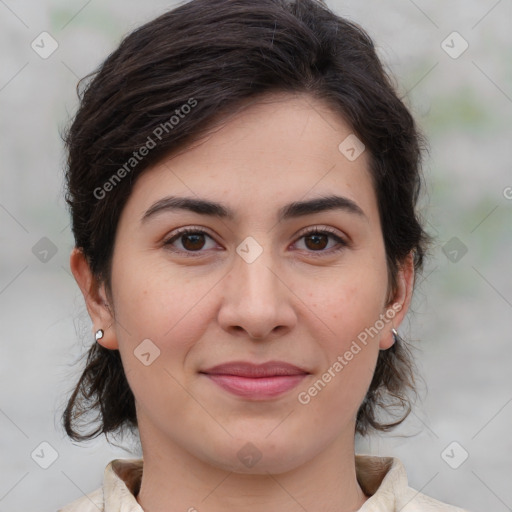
[95,329,104,341]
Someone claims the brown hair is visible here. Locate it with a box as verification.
[63,0,429,441]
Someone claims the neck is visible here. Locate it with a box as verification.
[135,424,367,512]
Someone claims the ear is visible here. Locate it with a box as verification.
[379,252,415,350]
[69,247,118,350]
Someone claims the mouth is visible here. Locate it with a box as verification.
[199,361,310,400]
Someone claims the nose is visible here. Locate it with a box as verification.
[217,249,297,340]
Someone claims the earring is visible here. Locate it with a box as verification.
[95,329,104,341]
[391,328,398,341]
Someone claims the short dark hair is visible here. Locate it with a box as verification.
[63,0,429,441]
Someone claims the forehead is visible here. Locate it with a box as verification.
[123,92,378,224]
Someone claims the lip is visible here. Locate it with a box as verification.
[200,361,310,400]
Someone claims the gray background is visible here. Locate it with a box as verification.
[1,1,511,511]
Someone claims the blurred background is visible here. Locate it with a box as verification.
[0,1,511,511]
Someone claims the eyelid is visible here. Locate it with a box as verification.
[163,225,217,241]
[295,224,346,240]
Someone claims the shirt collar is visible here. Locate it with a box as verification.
[356,455,407,511]
[104,459,144,512]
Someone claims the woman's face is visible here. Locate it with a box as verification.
[93,93,411,473]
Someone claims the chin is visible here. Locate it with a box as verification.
[198,435,312,475]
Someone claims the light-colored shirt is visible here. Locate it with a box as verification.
[58,455,468,511]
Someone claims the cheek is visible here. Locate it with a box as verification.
[109,256,216,418]
[301,261,388,340]
[110,251,217,355]
[296,255,387,404]
[296,285,383,426]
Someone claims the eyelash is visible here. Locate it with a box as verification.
[163,225,348,258]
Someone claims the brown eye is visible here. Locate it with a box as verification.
[181,233,206,251]
[304,233,329,250]
[294,228,347,255]
[164,228,218,254]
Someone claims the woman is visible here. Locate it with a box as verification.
[59,0,468,510]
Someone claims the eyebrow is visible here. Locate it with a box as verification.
[141,194,366,223]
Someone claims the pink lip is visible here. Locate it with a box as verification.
[200,361,309,400]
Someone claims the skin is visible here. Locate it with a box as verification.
[71,92,414,512]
